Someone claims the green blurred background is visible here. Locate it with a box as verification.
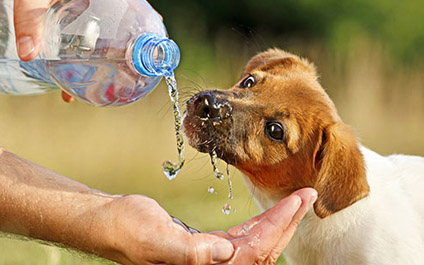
[1,0,424,264]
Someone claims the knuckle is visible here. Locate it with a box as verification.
[184,239,199,265]
[289,218,302,230]
[254,254,278,265]
[118,195,158,209]
[255,254,267,265]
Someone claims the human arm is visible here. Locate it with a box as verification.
[0,148,234,264]
[0,148,316,265]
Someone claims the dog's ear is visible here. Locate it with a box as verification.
[242,48,317,78]
[313,122,369,218]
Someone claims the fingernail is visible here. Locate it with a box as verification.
[308,190,318,205]
[17,36,35,59]
[212,241,234,263]
[293,195,302,208]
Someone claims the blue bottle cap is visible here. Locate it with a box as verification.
[131,33,180,77]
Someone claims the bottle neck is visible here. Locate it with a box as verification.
[130,33,180,77]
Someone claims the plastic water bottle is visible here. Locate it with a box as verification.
[0,0,180,107]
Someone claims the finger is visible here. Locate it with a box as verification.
[225,194,303,264]
[225,188,317,264]
[161,230,234,265]
[14,0,52,61]
[209,231,233,241]
[228,191,303,238]
[268,188,318,260]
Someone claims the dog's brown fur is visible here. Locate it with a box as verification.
[183,48,369,218]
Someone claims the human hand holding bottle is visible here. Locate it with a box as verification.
[14,0,159,61]
[13,0,162,103]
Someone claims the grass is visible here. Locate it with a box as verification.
[0,37,423,264]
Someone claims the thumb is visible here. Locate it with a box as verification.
[14,0,52,61]
[171,233,234,265]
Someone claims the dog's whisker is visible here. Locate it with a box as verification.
[178,86,200,94]
[197,137,210,145]
[178,73,207,92]
[185,72,208,90]
[155,98,174,119]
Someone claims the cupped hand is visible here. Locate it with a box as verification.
[103,188,316,265]
[212,188,317,265]
[104,194,235,265]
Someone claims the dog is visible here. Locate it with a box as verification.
[182,48,424,265]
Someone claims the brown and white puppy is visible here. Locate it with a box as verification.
[183,49,424,265]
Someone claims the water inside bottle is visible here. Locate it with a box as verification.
[162,72,185,180]
[47,58,162,107]
[0,57,163,107]
[0,59,57,94]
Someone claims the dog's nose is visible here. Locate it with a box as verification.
[193,92,231,120]
[195,93,220,119]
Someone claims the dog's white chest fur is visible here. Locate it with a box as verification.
[244,146,424,265]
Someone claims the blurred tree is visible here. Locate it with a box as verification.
[152,0,424,63]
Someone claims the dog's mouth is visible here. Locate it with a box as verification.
[183,91,238,164]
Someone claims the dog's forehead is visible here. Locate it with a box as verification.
[229,49,339,124]
[242,49,317,77]
[229,73,338,128]
[241,67,322,103]
[242,49,295,74]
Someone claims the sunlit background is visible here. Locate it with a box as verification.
[1,0,424,264]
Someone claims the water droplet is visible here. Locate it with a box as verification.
[222,203,231,215]
[212,120,221,126]
[162,73,185,179]
[210,151,224,180]
[248,234,261,247]
[226,163,234,199]
[162,162,182,180]
[208,186,215,194]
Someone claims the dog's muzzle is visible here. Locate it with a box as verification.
[189,92,232,122]
[184,91,238,164]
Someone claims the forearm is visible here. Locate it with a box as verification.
[0,149,116,258]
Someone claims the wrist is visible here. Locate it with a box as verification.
[0,150,133,263]
[93,194,143,264]
[69,193,123,262]
[40,191,118,259]
[99,195,170,265]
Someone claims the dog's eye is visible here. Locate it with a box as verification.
[266,122,285,141]
[240,75,256,88]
